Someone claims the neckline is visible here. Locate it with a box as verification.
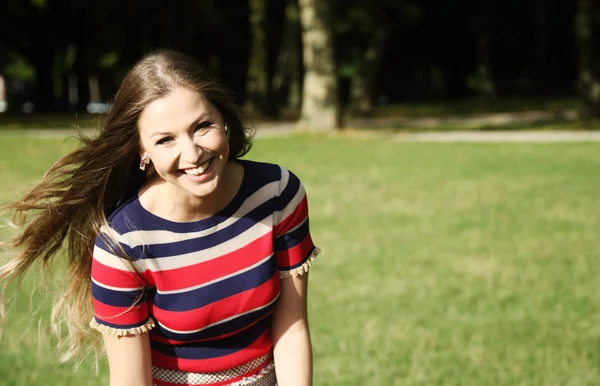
[132,160,249,232]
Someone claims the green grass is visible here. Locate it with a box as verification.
[1,133,600,385]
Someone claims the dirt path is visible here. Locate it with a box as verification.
[5,109,600,143]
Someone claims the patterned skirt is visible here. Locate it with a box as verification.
[152,355,276,386]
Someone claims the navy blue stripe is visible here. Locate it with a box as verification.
[106,161,281,234]
[153,258,276,312]
[95,236,137,260]
[106,197,140,234]
[150,316,271,360]
[280,246,316,270]
[128,198,276,258]
[93,316,151,330]
[275,171,300,212]
[274,218,309,251]
[92,281,146,307]
[153,302,276,342]
[130,192,249,233]
[238,160,281,191]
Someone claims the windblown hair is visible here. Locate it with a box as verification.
[0,49,253,361]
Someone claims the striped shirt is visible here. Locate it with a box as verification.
[90,160,319,383]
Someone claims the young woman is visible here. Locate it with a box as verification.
[0,50,319,386]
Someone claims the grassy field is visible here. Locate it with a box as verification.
[0,133,599,385]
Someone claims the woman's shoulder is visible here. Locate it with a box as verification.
[238,160,306,217]
[104,196,146,236]
[239,159,282,178]
[238,159,301,187]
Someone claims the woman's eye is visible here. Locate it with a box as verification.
[156,137,173,145]
[195,120,214,135]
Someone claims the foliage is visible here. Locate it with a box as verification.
[0,0,581,113]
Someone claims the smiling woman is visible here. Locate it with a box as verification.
[0,50,319,386]
[136,88,239,220]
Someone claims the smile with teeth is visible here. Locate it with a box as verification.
[183,159,212,176]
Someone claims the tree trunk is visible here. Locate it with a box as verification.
[73,46,90,109]
[30,45,55,111]
[272,0,303,114]
[576,0,600,121]
[245,0,272,117]
[535,0,548,93]
[297,0,340,130]
[349,21,387,116]
[466,0,496,98]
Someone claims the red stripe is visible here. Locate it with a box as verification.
[275,195,308,235]
[275,233,315,270]
[150,233,273,291]
[93,300,148,325]
[150,331,272,372]
[151,274,280,335]
[91,258,147,288]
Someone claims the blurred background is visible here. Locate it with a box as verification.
[0,0,596,130]
[1,1,600,386]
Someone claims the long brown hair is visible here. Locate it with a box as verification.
[0,49,253,361]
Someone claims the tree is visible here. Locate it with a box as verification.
[245,0,272,117]
[576,0,600,120]
[272,0,303,115]
[340,0,394,116]
[297,0,340,130]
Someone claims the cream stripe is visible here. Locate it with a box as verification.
[157,294,280,334]
[91,277,145,292]
[99,224,128,245]
[95,220,273,273]
[138,220,273,272]
[93,245,138,272]
[108,181,279,247]
[276,214,308,237]
[274,184,306,227]
[156,253,273,295]
[278,166,290,192]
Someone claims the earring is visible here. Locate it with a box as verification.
[139,155,150,171]
[224,124,230,140]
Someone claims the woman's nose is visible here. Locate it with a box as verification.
[180,137,202,164]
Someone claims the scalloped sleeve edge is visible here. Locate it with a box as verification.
[279,247,321,279]
[89,317,156,337]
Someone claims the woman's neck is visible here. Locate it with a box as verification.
[138,161,243,223]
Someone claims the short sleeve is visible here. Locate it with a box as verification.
[273,167,321,279]
[89,228,155,336]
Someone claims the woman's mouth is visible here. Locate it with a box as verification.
[180,158,215,181]
[183,158,212,176]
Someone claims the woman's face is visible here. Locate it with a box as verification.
[137,86,230,200]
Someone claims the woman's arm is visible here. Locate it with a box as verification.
[102,332,153,386]
[272,272,313,386]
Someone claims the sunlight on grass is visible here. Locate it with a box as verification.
[0,134,599,385]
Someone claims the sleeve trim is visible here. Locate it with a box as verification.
[89,317,156,337]
[279,247,321,279]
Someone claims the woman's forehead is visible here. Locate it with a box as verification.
[138,87,218,135]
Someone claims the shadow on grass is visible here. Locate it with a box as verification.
[0,112,99,130]
[367,97,579,119]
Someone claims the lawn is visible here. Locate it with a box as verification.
[0,133,599,385]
